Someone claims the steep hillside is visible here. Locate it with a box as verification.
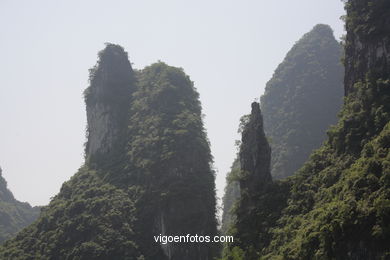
[231,103,273,259]
[221,24,344,235]
[224,1,390,259]
[261,24,344,180]
[0,44,218,260]
[221,114,250,234]
[221,158,240,234]
[127,62,219,259]
[0,168,40,244]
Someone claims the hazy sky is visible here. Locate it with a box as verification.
[0,0,345,207]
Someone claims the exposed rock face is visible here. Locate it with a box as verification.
[221,104,272,238]
[84,44,135,166]
[0,46,218,260]
[86,105,117,156]
[156,200,213,260]
[230,103,273,258]
[344,0,390,95]
[330,1,390,156]
[239,102,272,193]
[221,25,343,235]
[223,2,390,259]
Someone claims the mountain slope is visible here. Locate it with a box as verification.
[0,168,40,244]
[221,24,344,235]
[127,62,219,259]
[261,24,344,179]
[230,103,274,259]
[0,44,218,260]
[221,158,240,234]
[224,1,390,259]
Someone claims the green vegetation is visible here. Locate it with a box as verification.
[0,44,218,259]
[261,24,344,179]
[222,24,344,237]
[221,114,250,234]
[0,168,142,259]
[0,168,40,244]
[223,1,390,259]
[227,102,274,260]
[221,158,240,234]
[126,62,219,259]
[2,1,389,259]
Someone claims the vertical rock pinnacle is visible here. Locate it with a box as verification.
[239,102,272,193]
[84,44,135,166]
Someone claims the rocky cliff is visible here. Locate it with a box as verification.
[226,103,280,259]
[238,103,272,200]
[221,24,343,237]
[223,1,390,259]
[84,44,135,167]
[344,0,390,96]
[0,45,218,260]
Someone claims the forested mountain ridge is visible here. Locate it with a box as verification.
[0,44,218,260]
[127,62,219,259]
[0,167,40,244]
[261,24,344,180]
[223,1,390,259]
[221,23,343,236]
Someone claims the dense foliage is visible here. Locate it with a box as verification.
[0,168,142,259]
[221,158,240,234]
[126,63,219,259]
[221,23,344,238]
[223,1,390,259]
[261,24,344,179]
[0,45,218,259]
[0,168,40,244]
